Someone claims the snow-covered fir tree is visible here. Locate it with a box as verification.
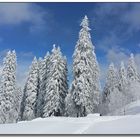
[118,61,128,107]
[127,53,140,102]
[20,57,39,121]
[0,50,18,123]
[107,87,124,115]
[70,15,100,117]
[35,57,43,117]
[127,53,139,83]
[91,50,100,112]
[42,45,68,117]
[36,52,50,117]
[14,87,23,122]
[118,61,128,91]
[101,63,120,115]
[65,89,78,117]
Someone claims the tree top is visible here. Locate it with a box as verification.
[80,15,90,29]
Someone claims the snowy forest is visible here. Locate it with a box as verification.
[0,15,140,124]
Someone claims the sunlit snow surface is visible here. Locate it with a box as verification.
[1,101,140,134]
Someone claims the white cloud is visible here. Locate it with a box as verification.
[121,4,140,33]
[106,47,129,66]
[96,32,121,52]
[92,3,140,54]
[93,3,128,19]
[0,3,48,33]
[92,3,140,34]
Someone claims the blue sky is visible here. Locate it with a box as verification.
[0,3,140,88]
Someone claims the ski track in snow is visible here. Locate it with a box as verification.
[75,116,124,134]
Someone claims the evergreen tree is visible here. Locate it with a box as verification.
[127,53,139,83]
[118,61,128,92]
[127,53,140,102]
[107,87,123,115]
[103,63,118,99]
[0,50,17,123]
[21,57,39,121]
[14,87,23,122]
[43,45,68,117]
[65,89,78,117]
[91,50,100,112]
[35,57,43,117]
[102,63,119,115]
[117,61,128,113]
[36,52,50,117]
[71,15,100,117]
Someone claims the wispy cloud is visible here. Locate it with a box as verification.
[92,3,140,33]
[91,3,140,52]
[0,3,50,33]
[121,4,140,33]
[96,32,121,52]
[106,47,130,66]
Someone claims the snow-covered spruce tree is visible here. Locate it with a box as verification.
[65,88,78,117]
[0,50,18,123]
[92,50,100,112]
[36,52,50,117]
[70,15,100,117]
[14,87,23,122]
[127,53,139,83]
[118,61,128,91]
[43,45,68,117]
[101,63,120,115]
[118,61,128,107]
[107,87,124,115]
[21,57,39,121]
[35,57,43,117]
[127,53,140,102]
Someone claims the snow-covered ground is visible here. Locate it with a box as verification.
[1,100,140,134]
[110,100,140,116]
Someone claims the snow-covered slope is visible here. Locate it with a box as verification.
[1,101,140,134]
[109,100,140,116]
